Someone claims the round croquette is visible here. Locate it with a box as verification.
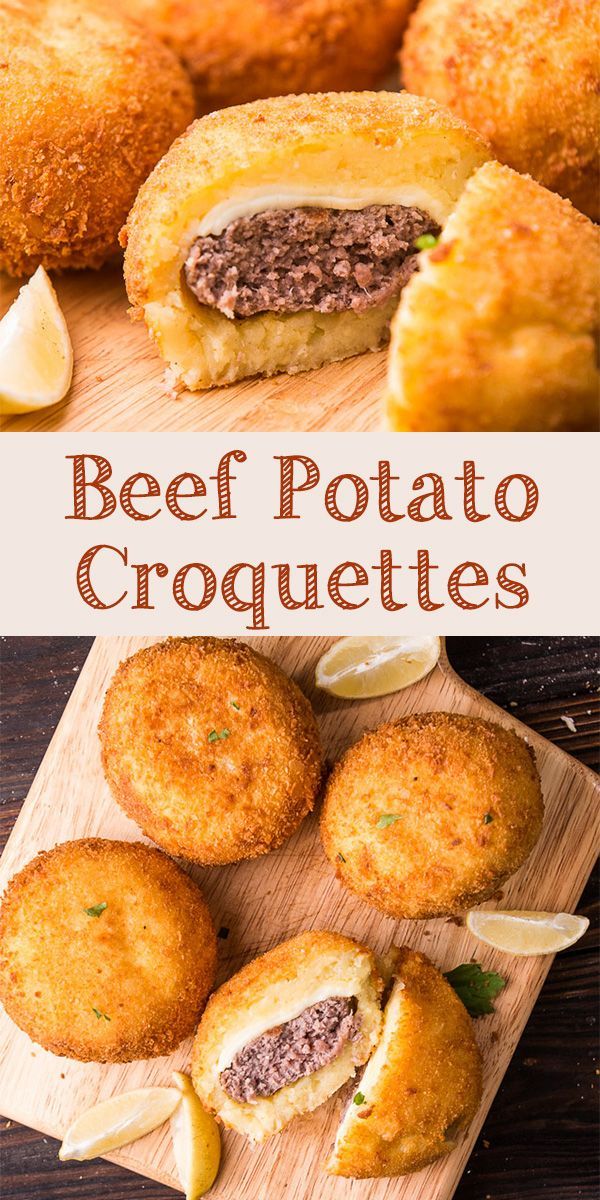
[385,161,600,432]
[320,712,544,920]
[327,946,483,1177]
[191,930,384,1142]
[0,839,217,1062]
[0,0,194,276]
[400,0,600,220]
[99,638,323,865]
[115,0,415,114]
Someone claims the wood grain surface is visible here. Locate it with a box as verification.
[0,268,386,434]
[0,636,598,1200]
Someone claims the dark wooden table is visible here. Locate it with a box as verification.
[1,637,598,1200]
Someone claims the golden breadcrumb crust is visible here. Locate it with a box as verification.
[385,161,600,431]
[0,839,216,1062]
[99,638,323,865]
[122,90,489,386]
[327,946,483,1177]
[320,711,543,920]
[0,0,194,276]
[401,0,600,220]
[191,930,384,1141]
[113,0,415,113]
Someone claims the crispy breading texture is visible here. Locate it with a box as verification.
[121,91,490,387]
[386,161,600,432]
[191,930,384,1142]
[401,0,600,220]
[327,946,483,1177]
[0,839,216,1062]
[320,711,543,920]
[99,638,323,865]
[116,0,416,113]
[0,0,194,276]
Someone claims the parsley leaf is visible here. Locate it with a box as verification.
[92,1007,111,1022]
[444,963,506,1017]
[353,1092,365,1106]
[483,813,493,824]
[231,701,241,711]
[208,729,230,743]
[415,232,439,251]
[84,902,107,918]
[377,813,401,829]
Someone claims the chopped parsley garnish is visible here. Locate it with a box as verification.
[208,729,230,743]
[483,813,493,824]
[84,902,107,918]
[218,926,230,940]
[353,1092,366,1106]
[231,701,241,711]
[377,813,401,829]
[444,963,506,1017]
[337,852,346,863]
[415,232,439,251]
[92,1007,111,1022]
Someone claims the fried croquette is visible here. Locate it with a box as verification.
[121,91,489,387]
[0,839,217,1062]
[115,0,415,114]
[401,0,600,220]
[0,0,194,276]
[99,638,323,866]
[320,712,544,920]
[191,930,384,1142]
[385,161,600,432]
[327,946,483,1177]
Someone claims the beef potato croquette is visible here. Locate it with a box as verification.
[321,712,543,920]
[116,0,415,114]
[327,947,483,1177]
[401,0,600,220]
[386,161,600,432]
[0,839,216,1062]
[0,0,194,276]
[99,638,323,865]
[122,91,489,388]
[191,931,384,1142]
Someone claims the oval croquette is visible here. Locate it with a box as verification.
[327,946,483,1177]
[0,0,194,276]
[116,0,415,114]
[99,638,323,865]
[0,839,217,1062]
[320,712,544,920]
[400,0,600,220]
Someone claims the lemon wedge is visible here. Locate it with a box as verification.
[315,635,440,698]
[0,266,73,413]
[172,1072,221,1199]
[466,909,589,956]
[59,1087,181,1162]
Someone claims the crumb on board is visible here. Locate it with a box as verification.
[560,715,577,733]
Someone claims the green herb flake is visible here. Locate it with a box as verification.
[92,1007,111,1022]
[483,813,493,825]
[337,852,346,863]
[84,902,107,918]
[353,1092,366,1106]
[208,729,230,743]
[415,232,439,251]
[231,701,241,711]
[377,813,401,829]
[444,963,506,1018]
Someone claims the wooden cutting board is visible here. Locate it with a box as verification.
[0,269,386,433]
[0,636,597,1200]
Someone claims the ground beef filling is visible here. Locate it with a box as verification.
[220,996,361,1103]
[184,205,439,319]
